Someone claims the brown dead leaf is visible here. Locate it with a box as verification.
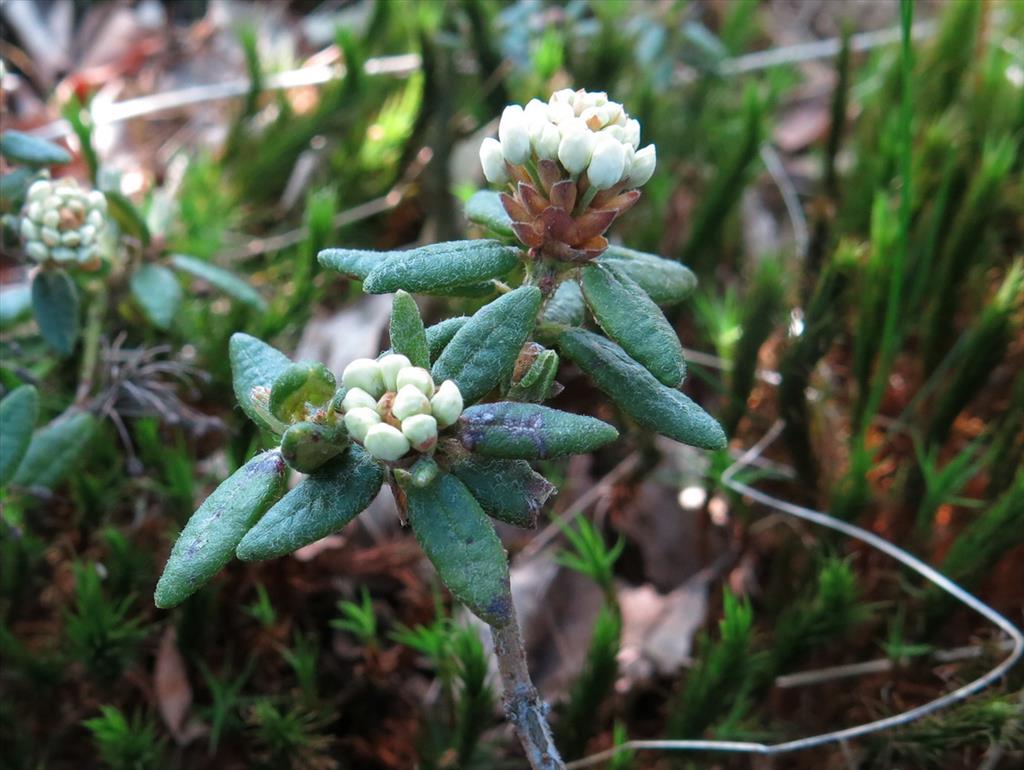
[154,626,192,744]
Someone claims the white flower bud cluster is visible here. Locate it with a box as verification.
[340,354,464,462]
[479,89,657,190]
[19,179,108,267]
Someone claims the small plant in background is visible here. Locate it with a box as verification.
[154,88,725,769]
[82,705,166,770]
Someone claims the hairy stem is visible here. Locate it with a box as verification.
[491,609,566,770]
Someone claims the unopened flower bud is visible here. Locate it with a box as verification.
[588,135,627,190]
[344,407,381,442]
[401,413,438,452]
[430,380,463,428]
[498,105,531,165]
[480,137,508,184]
[392,384,431,421]
[533,121,561,160]
[378,353,411,391]
[395,366,435,397]
[363,423,410,461]
[341,358,385,398]
[558,123,596,175]
[628,144,657,187]
[27,180,51,201]
[342,387,379,413]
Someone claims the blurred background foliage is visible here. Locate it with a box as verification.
[0,0,1021,768]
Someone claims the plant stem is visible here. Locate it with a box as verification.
[74,284,107,406]
[491,608,566,770]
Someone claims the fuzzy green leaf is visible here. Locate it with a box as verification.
[464,190,514,237]
[0,130,72,166]
[541,279,586,326]
[432,286,541,404]
[270,361,336,423]
[582,263,686,386]
[170,254,267,311]
[280,420,347,473]
[12,411,96,490]
[0,385,39,487]
[456,402,618,459]
[104,190,151,247]
[229,333,292,433]
[319,246,495,297]
[449,454,555,528]
[130,264,182,330]
[31,268,79,356]
[1,167,36,210]
[506,347,560,403]
[0,284,33,329]
[558,328,726,450]
[403,472,513,627]
[599,246,697,305]
[361,240,520,294]
[237,446,383,561]
[154,450,287,608]
[426,316,469,361]
[390,290,430,368]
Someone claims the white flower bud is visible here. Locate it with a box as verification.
[26,242,49,261]
[26,202,42,222]
[624,118,641,149]
[61,231,81,247]
[42,210,60,229]
[628,144,657,187]
[87,210,105,229]
[401,413,438,452]
[498,105,531,165]
[395,366,435,397]
[430,380,463,428]
[547,99,575,125]
[87,190,107,212]
[532,121,561,160]
[344,406,381,442]
[342,387,379,413]
[27,180,51,201]
[550,88,575,106]
[619,144,636,184]
[523,98,548,124]
[392,384,431,421]
[51,247,77,263]
[41,227,60,247]
[43,195,61,210]
[588,134,627,190]
[19,218,38,242]
[558,122,596,175]
[342,358,385,398]
[363,423,410,461]
[479,137,509,185]
[378,353,411,391]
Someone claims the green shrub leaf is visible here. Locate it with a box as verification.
[154,450,287,608]
[599,245,697,305]
[31,268,79,356]
[0,385,39,487]
[171,254,267,311]
[270,361,336,423]
[390,290,430,368]
[465,190,514,237]
[237,446,383,561]
[449,454,555,528]
[582,263,686,386]
[456,401,618,459]
[229,333,292,433]
[432,286,541,403]
[12,411,96,489]
[280,420,347,473]
[558,328,726,450]
[426,316,469,361]
[130,264,182,330]
[0,130,72,166]
[403,471,513,627]
[1,167,36,210]
[506,346,560,403]
[360,240,520,294]
[104,190,151,246]
[541,279,586,326]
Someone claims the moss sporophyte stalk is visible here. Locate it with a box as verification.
[154,89,725,770]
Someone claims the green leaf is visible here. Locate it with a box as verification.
[319,246,495,297]
[155,450,287,608]
[432,286,541,403]
[0,130,72,166]
[31,268,79,356]
[1,167,37,211]
[12,411,96,489]
[359,240,520,294]
[104,190,151,246]
[0,385,39,487]
[464,190,514,237]
[582,263,686,386]
[237,446,383,561]
[506,346,560,403]
[269,361,336,423]
[599,246,697,305]
[229,333,292,433]
[390,290,430,368]
[130,264,182,330]
[449,454,555,528]
[0,284,33,329]
[558,328,726,450]
[280,420,347,473]
[403,471,513,627]
[456,402,618,459]
[426,316,469,362]
[170,254,267,311]
[541,279,586,326]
